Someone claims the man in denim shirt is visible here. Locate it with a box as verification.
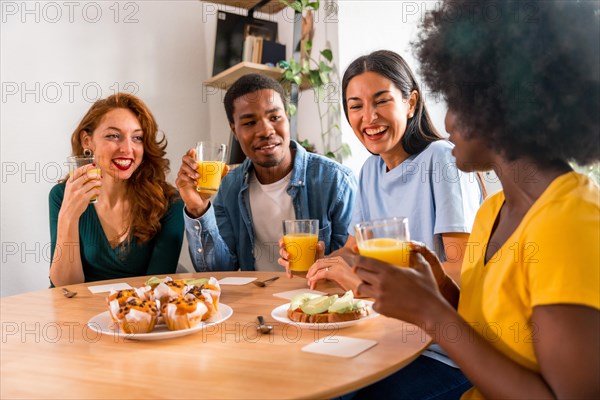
[176,74,357,271]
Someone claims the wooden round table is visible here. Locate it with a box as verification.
[0,272,431,399]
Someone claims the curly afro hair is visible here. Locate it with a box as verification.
[414,0,599,166]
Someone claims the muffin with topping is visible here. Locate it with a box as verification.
[186,287,218,321]
[201,277,221,311]
[161,295,209,330]
[153,278,188,305]
[115,297,159,334]
[107,289,140,321]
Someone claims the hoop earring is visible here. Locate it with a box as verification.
[83,148,93,157]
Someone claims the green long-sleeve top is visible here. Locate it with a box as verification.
[49,183,184,285]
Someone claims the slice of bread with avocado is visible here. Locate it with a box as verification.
[286,291,369,323]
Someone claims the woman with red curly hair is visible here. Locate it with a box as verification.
[49,93,184,286]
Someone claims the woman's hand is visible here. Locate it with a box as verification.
[176,148,229,218]
[61,164,101,218]
[353,249,449,326]
[51,164,99,286]
[306,255,362,292]
[278,238,324,278]
[409,242,460,307]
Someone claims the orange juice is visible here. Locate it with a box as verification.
[196,161,225,194]
[283,233,318,271]
[357,238,411,267]
[86,168,102,202]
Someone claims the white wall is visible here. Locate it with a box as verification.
[293,2,340,156]
[0,1,221,296]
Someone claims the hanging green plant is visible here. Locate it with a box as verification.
[277,0,351,162]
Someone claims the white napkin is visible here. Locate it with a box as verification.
[88,282,132,294]
[272,289,327,300]
[217,277,257,285]
[302,336,378,358]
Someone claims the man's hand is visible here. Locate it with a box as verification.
[176,148,229,218]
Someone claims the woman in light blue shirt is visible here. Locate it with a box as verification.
[279,50,483,399]
[283,50,482,290]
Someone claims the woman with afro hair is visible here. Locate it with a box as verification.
[351,1,599,399]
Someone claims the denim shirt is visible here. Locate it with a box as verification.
[185,141,357,271]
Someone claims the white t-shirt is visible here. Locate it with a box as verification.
[248,170,295,271]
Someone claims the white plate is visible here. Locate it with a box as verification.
[87,304,233,341]
[271,301,379,330]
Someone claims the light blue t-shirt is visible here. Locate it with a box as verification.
[350,140,481,261]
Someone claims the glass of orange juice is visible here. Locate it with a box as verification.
[282,219,319,272]
[354,217,410,267]
[67,155,101,203]
[195,142,227,195]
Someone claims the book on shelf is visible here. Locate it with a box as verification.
[243,35,285,66]
[243,35,264,64]
[242,35,255,62]
[253,37,263,63]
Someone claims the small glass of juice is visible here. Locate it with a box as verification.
[195,141,227,195]
[67,155,101,203]
[282,219,319,272]
[354,217,410,267]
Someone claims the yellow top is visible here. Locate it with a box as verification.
[458,172,600,399]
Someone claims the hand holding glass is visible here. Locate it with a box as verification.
[282,219,319,272]
[195,142,227,195]
[354,217,410,267]
[67,155,101,203]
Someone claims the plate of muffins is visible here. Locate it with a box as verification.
[87,276,233,341]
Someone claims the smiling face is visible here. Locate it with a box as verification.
[230,88,292,183]
[81,108,144,182]
[345,71,417,169]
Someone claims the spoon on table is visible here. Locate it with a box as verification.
[256,316,273,334]
[252,276,280,287]
[62,288,77,298]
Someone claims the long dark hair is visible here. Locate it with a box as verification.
[342,50,443,155]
